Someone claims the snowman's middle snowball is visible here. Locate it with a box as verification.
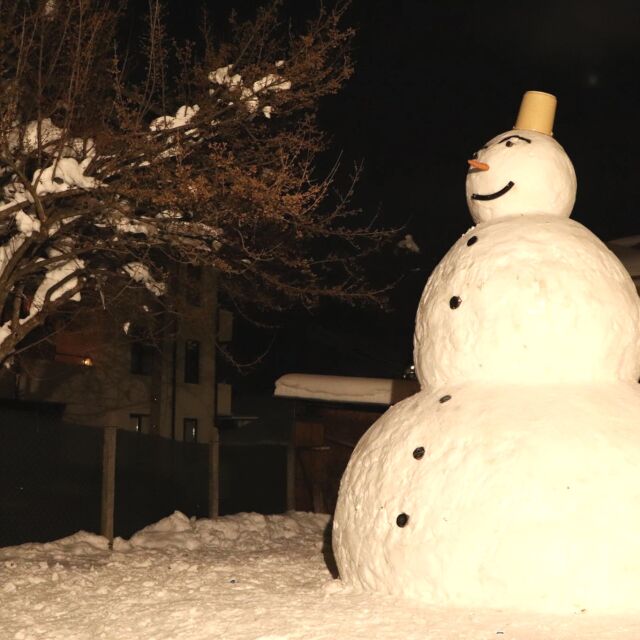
[413,215,640,389]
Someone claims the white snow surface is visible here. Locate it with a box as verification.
[14,210,41,237]
[466,129,576,223]
[413,215,640,388]
[275,373,419,405]
[252,74,291,93]
[209,64,291,115]
[8,118,62,154]
[122,262,165,296]
[149,105,200,132]
[1,154,99,214]
[3,510,640,640]
[33,157,101,196]
[209,65,242,89]
[334,114,640,616]
[30,252,84,309]
[334,382,640,614]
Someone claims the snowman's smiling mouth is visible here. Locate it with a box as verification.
[471,181,515,201]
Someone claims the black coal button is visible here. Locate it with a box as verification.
[396,513,409,527]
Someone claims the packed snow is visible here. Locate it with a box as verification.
[413,215,640,388]
[3,510,640,639]
[466,129,576,223]
[334,91,640,614]
[334,382,640,613]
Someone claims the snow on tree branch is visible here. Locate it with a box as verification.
[122,262,165,297]
[0,0,392,366]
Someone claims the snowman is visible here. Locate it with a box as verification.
[332,91,640,614]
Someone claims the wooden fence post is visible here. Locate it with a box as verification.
[286,443,296,511]
[209,426,220,517]
[101,426,117,543]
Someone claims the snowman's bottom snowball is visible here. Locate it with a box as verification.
[333,383,640,614]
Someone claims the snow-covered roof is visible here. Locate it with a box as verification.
[274,373,419,406]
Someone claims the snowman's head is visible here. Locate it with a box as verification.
[465,128,576,224]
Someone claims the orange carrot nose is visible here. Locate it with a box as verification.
[468,159,490,171]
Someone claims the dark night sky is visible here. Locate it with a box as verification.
[328,0,640,252]
[169,1,640,383]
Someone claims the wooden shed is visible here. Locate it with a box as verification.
[274,374,419,514]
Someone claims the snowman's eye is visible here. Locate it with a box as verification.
[498,134,532,146]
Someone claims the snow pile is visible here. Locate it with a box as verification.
[113,510,328,553]
[2,511,640,639]
[4,530,110,559]
[114,511,202,551]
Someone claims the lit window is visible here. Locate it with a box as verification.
[183,418,198,443]
[184,340,200,384]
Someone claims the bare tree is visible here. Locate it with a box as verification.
[0,0,390,367]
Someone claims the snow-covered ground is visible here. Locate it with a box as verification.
[2,511,639,640]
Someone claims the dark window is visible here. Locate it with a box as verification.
[184,340,200,384]
[129,413,150,433]
[131,342,153,375]
[186,265,202,307]
[183,418,198,443]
